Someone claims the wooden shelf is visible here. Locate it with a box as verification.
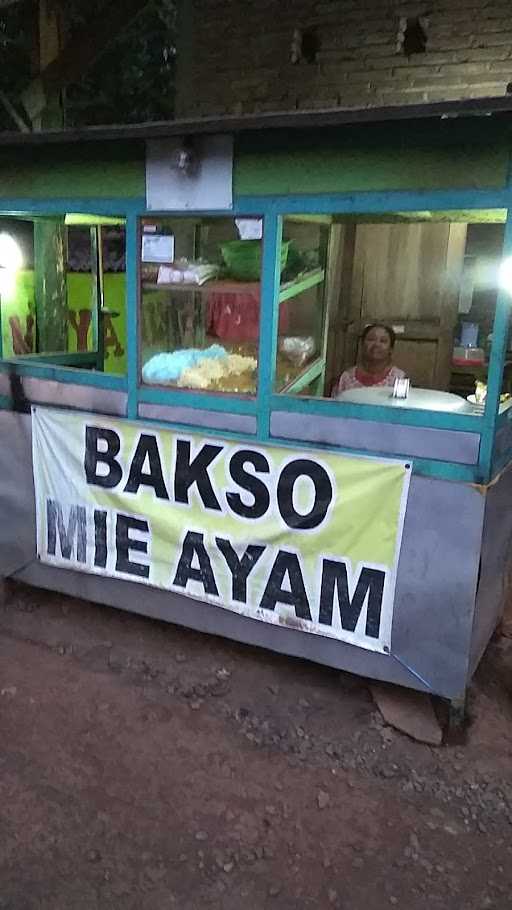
[278,357,325,395]
[450,360,512,398]
[279,269,325,303]
[142,268,325,304]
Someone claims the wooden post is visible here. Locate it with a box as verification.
[325,223,356,393]
[33,1,68,354]
[34,218,68,353]
[90,225,106,369]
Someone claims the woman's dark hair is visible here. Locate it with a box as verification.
[361,323,396,349]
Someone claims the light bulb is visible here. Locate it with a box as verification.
[499,255,512,295]
[0,233,22,271]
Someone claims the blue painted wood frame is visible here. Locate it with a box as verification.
[491,401,512,476]
[0,359,126,390]
[0,198,146,215]
[0,189,508,218]
[236,188,512,215]
[479,210,512,479]
[138,385,257,416]
[125,211,139,418]
[122,411,477,483]
[0,196,141,393]
[240,188,512,483]
[268,392,483,432]
[2,186,512,483]
[257,213,282,439]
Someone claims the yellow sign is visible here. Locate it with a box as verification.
[32,407,411,653]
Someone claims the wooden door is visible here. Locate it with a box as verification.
[336,222,467,390]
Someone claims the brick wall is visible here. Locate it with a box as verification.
[176,0,512,117]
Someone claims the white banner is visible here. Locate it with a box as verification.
[32,406,411,653]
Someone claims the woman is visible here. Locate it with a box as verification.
[333,323,405,397]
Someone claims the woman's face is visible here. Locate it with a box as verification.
[362,327,392,364]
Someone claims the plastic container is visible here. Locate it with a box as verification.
[452,346,485,366]
[460,322,479,348]
[221,240,290,281]
[278,336,315,367]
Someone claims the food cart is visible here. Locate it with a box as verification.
[1,99,512,719]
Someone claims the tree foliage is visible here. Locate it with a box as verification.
[0,1,34,111]
[65,0,176,126]
[0,0,176,131]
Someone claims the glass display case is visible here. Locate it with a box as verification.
[275,216,329,395]
[139,215,331,397]
[0,213,127,375]
[140,215,262,394]
[275,209,508,416]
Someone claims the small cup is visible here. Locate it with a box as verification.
[392,377,410,400]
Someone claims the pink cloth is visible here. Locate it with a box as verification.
[332,365,405,397]
[207,292,289,343]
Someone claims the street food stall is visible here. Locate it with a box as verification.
[1,99,512,719]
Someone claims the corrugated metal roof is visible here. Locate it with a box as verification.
[0,95,511,147]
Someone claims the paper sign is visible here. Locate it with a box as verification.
[142,234,175,263]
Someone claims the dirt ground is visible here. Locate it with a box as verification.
[1,582,512,910]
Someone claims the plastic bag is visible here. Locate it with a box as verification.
[278,336,315,368]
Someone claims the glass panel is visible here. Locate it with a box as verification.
[275,216,329,395]
[140,216,262,395]
[275,210,509,415]
[0,213,127,376]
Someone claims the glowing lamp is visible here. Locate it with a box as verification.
[0,232,22,297]
[499,255,512,296]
